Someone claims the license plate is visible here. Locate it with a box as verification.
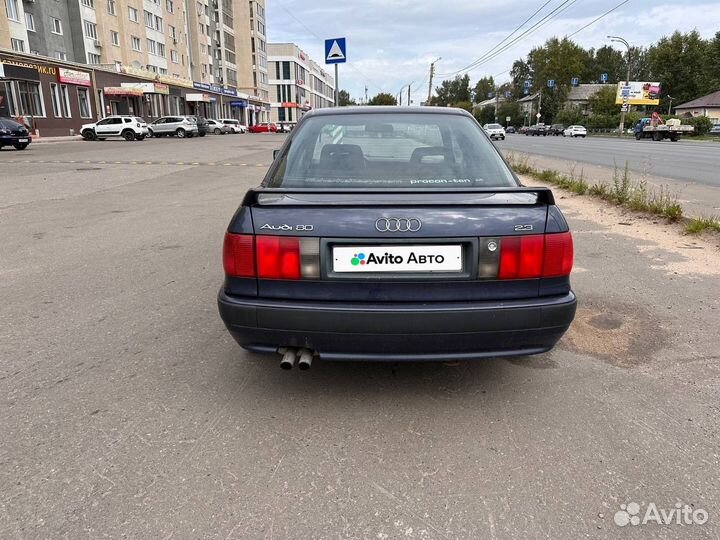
[333,245,462,273]
[18,138,28,143]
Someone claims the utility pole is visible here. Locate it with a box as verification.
[667,95,673,115]
[494,86,499,123]
[426,57,441,105]
[609,35,631,136]
[365,86,368,105]
[408,83,411,106]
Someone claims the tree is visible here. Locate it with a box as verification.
[368,92,397,106]
[510,58,532,100]
[433,75,471,106]
[473,105,495,126]
[587,86,620,116]
[646,31,710,112]
[583,45,624,84]
[337,89,356,106]
[473,76,495,103]
[497,101,522,127]
[528,37,589,94]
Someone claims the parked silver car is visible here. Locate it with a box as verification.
[219,118,247,134]
[148,116,198,138]
[206,119,231,135]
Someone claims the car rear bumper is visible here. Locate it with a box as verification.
[218,291,577,361]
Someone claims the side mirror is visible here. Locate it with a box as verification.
[273,149,280,160]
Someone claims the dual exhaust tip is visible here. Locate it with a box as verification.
[278,347,314,370]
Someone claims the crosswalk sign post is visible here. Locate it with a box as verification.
[325,38,346,107]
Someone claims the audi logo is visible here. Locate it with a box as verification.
[375,218,422,232]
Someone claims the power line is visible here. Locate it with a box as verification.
[566,0,632,38]
[436,0,555,78]
[273,0,386,93]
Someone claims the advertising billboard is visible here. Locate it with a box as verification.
[615,82,661,105]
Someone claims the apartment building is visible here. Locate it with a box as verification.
[2,0,269,124]
[267,42,335,125]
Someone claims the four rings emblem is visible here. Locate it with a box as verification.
[375,218,422,232]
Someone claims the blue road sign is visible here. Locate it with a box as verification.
[600,73,608,83]
[325,38,347,64]
[504,91,511,98]
[524,88,529,95]
[487,92,494,98]
[524,80,531,88]
[571,77,579,87]
[547,79,555,88]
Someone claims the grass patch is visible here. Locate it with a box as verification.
[685,216,720,234]
[506,153,683,221]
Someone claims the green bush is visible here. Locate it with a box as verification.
[686,116,713,136]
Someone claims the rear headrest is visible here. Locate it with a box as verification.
[410,146,455,164]
[318,144,366,169]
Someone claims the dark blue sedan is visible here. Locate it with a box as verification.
[218,107,576,369]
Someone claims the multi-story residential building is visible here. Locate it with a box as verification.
[267,42,335,125]
[1,0,268,125]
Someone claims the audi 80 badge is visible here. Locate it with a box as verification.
[218,106,577,369]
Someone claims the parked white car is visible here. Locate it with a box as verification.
[206,119,231,135]
[482,123,506,140]
[563,125,587,138]
[219,119,246,134]
[81,116,149,141]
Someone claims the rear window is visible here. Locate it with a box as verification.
[267,112,516,188]
[486,124,502,129]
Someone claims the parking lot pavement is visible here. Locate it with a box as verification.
[1,135,719,539]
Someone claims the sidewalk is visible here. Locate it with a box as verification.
[31,135,82,144]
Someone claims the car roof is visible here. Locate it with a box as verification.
[305,106,473,118]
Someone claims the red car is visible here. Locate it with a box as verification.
[248,123,278,133]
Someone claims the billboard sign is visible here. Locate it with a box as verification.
[615,81,661,105]
[57,68,91,87]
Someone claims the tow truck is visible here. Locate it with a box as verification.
[634,118,693,142]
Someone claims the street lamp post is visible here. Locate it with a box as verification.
[667,95,674,115]
[608,35,631,136]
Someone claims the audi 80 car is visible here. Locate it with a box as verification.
[218,107,576,369]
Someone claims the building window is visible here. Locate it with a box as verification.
[18,81,46,117]
[110,30,119,46]
[50,83,62,117]
[169,25,176,39]
[107,0,116,15]
[157,43,165,57]
[88,52,101,64]
[25,12,35,31]
[10,38,25,52]
[158,67,167,75]
[51,18,63,35]
[83,20,98,39]
[78,88,92,118]
[5,0,19,21]
[154,15,162,31]
[166,0,174,12]
[170,50,179,63]
[144,10,153,28]
[146,38,156,55]
[131,35,141,51]
[81,0,95,7]
[128,6,138,22]
[54,51,67,61]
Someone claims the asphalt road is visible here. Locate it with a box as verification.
[499,134,720,188]
[1,135,719,539]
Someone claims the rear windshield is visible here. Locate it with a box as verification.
[486,124,502,129]
[267,112,516,188]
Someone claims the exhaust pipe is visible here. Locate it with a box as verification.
[279,348,298,370]
[297,349,313,371]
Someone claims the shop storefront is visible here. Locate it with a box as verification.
[0,55,94,137]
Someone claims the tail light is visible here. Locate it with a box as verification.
[480,232,573,279]
[223,233,320,280]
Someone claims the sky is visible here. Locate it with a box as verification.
[266,0,720,104]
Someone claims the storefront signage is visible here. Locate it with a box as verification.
[158,74,193,89]
[121,82,169,95]
[281,102,298,108]
[1,58,56,75]
[104,86,144,96]
[229,100,248,108]
[193,81,224,94]
[57,68,91,87]
[0,63,4,78]
[222,87,237,97]
[296,79,305,86]
[186,93,211,102]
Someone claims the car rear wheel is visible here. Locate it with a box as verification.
[176,128,186,138]
[214,128,222,135]
[652,131,662,142]
[82,129,96,141]
[13,143,29,150]
[122,130,136,141]
[635,132,642,140]
[198,131,206,137]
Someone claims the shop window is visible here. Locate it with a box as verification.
[17,81,46,118]
[50,83,62,117]
[78,88,92,118]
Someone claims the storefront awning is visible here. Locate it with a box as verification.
[104,87,144,96]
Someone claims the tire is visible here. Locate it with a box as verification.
[214,128,221,135]
[582,135,586,138]
[635,132,642,140]
[670,136,679,142]
[652,131,662,142]
[176,128,186,138]
[13,143,29,150]
[198,131,206,137]
[137,135,145,141]
[147,129,155,138]
[188,132,194,138]
[122,130,136,141]
[82,129,96,141]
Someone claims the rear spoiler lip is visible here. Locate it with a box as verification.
[243,187,555,206]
